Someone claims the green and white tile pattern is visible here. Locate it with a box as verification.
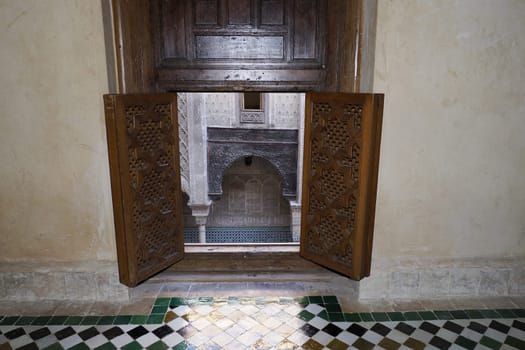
[0,296,524,349]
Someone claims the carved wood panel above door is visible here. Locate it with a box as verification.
[152,0,326,91]
[154,0,322,63]
[111,0,371,92]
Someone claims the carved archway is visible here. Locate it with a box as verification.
[206,157,292,242]
[207,127,298,198]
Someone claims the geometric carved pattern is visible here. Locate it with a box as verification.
[125,103,181,274]
[300,92,384,280]
[325,117,350,152]
[312,102,331,125]
[104,94,184,287]
[303,99,363,268]
[240,111,265,124]
[344,104,363,131]
[177,93,190,194]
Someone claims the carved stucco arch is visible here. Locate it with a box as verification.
[207,128,298,199]
[218,155,289,197]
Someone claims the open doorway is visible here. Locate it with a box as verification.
[179,92,305,249]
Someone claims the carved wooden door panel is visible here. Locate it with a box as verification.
[104,94,184,287]
[300,92,384,280]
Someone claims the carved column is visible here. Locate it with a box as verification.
[177,93,190,194]
[289,201,302,242]
[297,93,305,204]
[187,93,212,242]
[290,93,305,242]
[190,204,211,243]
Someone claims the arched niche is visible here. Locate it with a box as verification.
[207,156,292,230]
[207,127,298,199]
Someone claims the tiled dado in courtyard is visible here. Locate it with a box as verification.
[0,296,524,349]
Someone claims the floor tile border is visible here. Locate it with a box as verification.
[0,296,523,327]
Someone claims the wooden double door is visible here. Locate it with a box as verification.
[104,92,383,287]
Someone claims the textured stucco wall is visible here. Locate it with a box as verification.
[204,93,302,129]
[0,0,115,262]
[372,0,525,260]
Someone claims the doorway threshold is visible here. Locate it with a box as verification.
[184,242,300,253]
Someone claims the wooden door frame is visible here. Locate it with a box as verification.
[102,0,378,94]
[100,0,382,281]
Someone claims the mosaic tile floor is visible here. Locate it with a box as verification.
[1,296,524,349]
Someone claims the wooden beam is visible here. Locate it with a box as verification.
[111,0,156,93]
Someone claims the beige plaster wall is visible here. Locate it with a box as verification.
[0,0,115,262]
[373,0,525,260]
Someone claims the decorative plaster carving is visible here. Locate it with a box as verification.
[177,93,190,194]
[205,93,237,127]
[268,93,302,128]
[240,111,265,124]
[207,128,298,199]
[207,158,291,227]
